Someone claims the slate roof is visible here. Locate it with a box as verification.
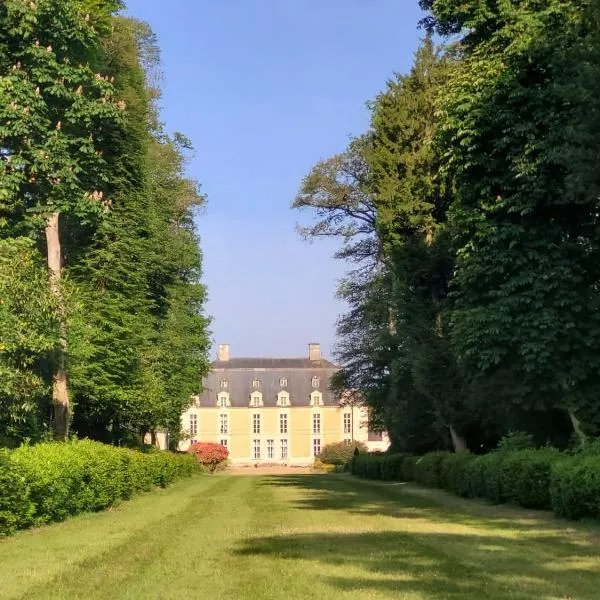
[197,356,340,408]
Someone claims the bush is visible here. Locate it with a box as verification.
[440,452,475,497]
[0,450,34,536]
[189,442,229,472]
[496,431,535,452]
[313,459,336,473]
[351,453,383,479]
[477,451,507,503]
[402,455,419,481]
[414,451,450,488]
[351,446,600,521]
[380,453,409,481]
[319,441,368,467]
[551,455,600,520]
[0,439,198,535]
[499,448,559,509]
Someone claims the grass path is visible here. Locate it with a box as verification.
[1,473,600,599]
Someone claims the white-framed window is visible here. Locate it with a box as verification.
[313,438,321,457]
[280,438,288,459]
[279,413,288,434]
[312,376,320,388]
[220,413,228,434]
[253,439,261,459]
[220,439,228,449]
[312,413,321,434]
[310,391,323,407]
[217,392,230,407]
[220,379,228,389]
[267,439,274,459]
[344,438,351,445]
[279,377,287,387]
[249,392,263,407]
[252,378,260,390]
[277,391,290,407]
[189,414,198,435]
[344,413,351,434]
[253,413,261,434]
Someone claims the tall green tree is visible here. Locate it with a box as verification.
[0,0,126,438]
[421,0,600,441]
[0,238,58,445]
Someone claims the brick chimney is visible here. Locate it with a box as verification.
[218,343,230,362]
[308,343,321,362]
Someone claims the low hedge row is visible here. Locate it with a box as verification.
[351,447,600,520]
[0,439,199,536]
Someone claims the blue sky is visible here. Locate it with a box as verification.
[124,0,425,361]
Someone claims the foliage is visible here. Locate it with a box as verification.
[440,451,475,497]
[313,459,336,473]
[0,450,34,536]
[0,439,197,535]
[496,431,535,453]
[550,454,600,520]
[499,448,559,509]
[0,7,210,445]
[318,441,368,467]
[413,451,450,488]
[0,239,58,445]
[189,442,229,473]
[352,447,600,519]
[423,0,600,438]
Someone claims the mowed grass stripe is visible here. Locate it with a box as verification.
[2,473,600,600]
[0,475,225,600]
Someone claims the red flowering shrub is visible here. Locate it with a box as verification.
[188,442,229,472]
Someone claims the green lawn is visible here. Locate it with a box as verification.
[1,473,600,600]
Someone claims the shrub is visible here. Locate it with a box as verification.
[189,442,229,472]
[496,431,535,452]
[380,453,409,481]
[351,453,383,479]
[477,451,507,503]
[440,452,475,497]
[551,455,600,520]
[313,459,336,473]
[0,450,34,536]
[1,440,198,535]
[319,441,368,467]
[402,455,419,481]
[414,451,450,488]
[499,448,560,509]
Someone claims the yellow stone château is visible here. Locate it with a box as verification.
[178,343,389,464]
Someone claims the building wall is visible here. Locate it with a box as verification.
[178,404,390,465]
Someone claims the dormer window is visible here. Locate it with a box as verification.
[310,390,323,406]
[220,379,228,389]
[250,392,263,407]
[311,376,320,389]
[252,378,260,390]
[279,377,288,388]
[217,392,230,408]
[277,391,290,407]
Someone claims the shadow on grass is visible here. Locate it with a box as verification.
[260,474,600,536]
[239,474,600,600]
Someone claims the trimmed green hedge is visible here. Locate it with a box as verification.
[351,446,600,520]
[0,439,198,536]
[550,455,600,520]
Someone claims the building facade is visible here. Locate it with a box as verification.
[178,343,389,465]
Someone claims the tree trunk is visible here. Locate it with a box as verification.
[45,212,70,439]
[568,408,586,446]
[449,424,467,452]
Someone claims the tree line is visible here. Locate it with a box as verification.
[294,0,600,452]
[0,0,210,447]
